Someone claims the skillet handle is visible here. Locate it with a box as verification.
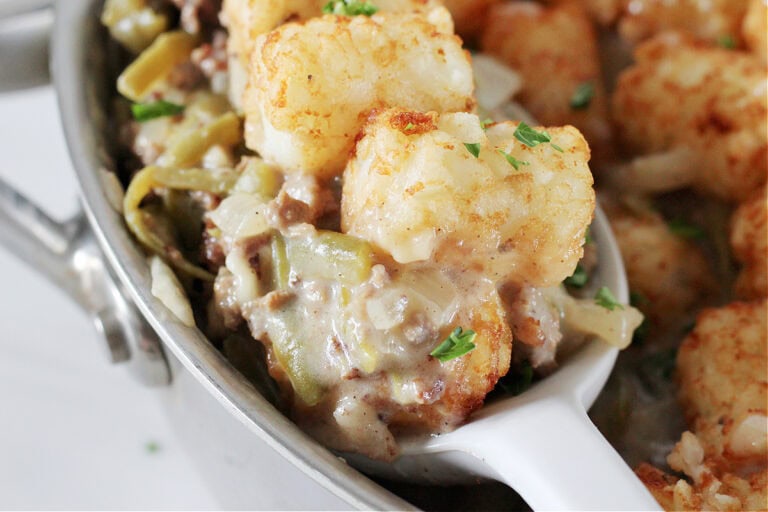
[0,175,170,386]
[461,395,661,510]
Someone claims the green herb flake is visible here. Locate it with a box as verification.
[570,81,595,110]
[513,122,550,147]
[595,286,624,311]
[480,118,494,130]
[322,0,378,16]
[403,122,415,131]
[717,34,736,49]
[497,149,529,170]
[667,219,705,240]
[564,263,588,288]
[464,142,481,158]
[145,441,161,454]
[513,122,563,152]
[131,100,185,122]
[430,327,477,362]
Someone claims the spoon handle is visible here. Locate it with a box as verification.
[459,396,661,510]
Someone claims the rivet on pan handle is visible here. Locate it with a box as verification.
[0,175,171,386]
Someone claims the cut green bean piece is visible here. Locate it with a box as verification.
[123,165,240,280]
[159,112,242,168]
[117,30,198,101]
[285,231,374,286]
[270,233,290,290]
[268,306,326,406]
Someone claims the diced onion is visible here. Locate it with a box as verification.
[472,53,523,112]
[208,193,270,239]
[149,256,195,327]
[563,299,644,349]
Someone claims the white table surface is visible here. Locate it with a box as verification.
[0,48,221,512]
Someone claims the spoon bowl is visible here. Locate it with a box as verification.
[347,205,662,510]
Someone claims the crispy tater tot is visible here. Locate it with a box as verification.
[602,196,716,331]
[222,0,445,110]
[481,1,614,168]
[222,0,443,67]
[441,0,499,43]
[293,281,513,460]
[677,299,768,467]
[341,108,595,287]
[617,0,751,46]
[611,33,768,202]
[637,442,768,511]
[742,0,767,64]
[242,10,474,179]
[549,0,623,26]
[730,185,768,300]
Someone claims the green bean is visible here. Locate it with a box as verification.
[117,30,198,101]
[286,231,374,286]
[270,234,290,290]
[234,158,283,199]
[101,0,168,54]
[269,306,325,406]
[123,165,240,280]
[159,112,242,168]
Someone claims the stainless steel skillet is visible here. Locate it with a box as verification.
[0,1,657,509]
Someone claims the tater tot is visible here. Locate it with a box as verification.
[341,109,595,287]
[295,281,513,459]
[637,441,768,511]
[548,0,623,26]
[222,0,446,110]
[617,0,751,46]
[481,1,614,168]
[611,33,768,202]
[730,185,768,300]
[222,0,443,66]
[742,0,767,64]
[602,197,717,331]
[441,0,499,43]
[242,9,474,179]
[677,299,768,466]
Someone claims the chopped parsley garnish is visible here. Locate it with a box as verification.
[667,219,705,240]
[570,81,595,110]
[322,0,378,16]
[145,441,161,454]
[595,286,624,311]
[497,149,529,170]
[564,263,588,288]
[403,122,415,131]
[513,122,564,152]
[131,100,185,122]
[717,34,736,49]
[480,118,494,130]
[430,327,477,362]
[464,142,481,158]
